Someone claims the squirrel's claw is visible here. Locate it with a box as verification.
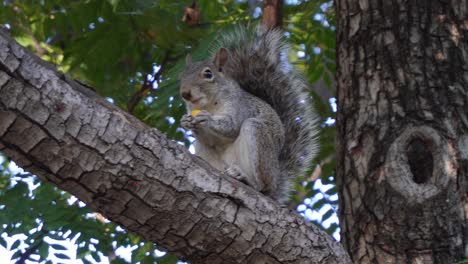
[225,165,248,184]
[181,114,195,130]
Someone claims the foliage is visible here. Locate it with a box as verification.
[0,0,336,263]
[0,160,163,263]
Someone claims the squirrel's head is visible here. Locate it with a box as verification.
[180,48,229,108]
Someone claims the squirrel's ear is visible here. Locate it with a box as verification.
[186,54,192,65]
[214,48,229,72]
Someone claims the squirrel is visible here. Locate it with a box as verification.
[179,26,318,203]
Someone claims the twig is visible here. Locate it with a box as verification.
[16,228,48,264]
[127,52,170,113]
[261,0,284,29]
[307,154,334,183]
[287,154,335,209]
[93,212,117,261]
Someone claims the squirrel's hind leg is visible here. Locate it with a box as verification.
[223,118,281,197]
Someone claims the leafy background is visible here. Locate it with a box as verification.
[0,0,336,263]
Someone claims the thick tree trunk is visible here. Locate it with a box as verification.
[336,0,468,263]
[0,29,350,263]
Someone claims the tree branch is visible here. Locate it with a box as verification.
[16,228,48,264]
[127,51,170,113]
[261,0,283,29]
[0,29,350,263]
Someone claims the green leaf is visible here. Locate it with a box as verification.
[38,242,49,259]
[77,246,90,258]
[10,239,21,250]
[326,223,339,236]
[51,243,68,251]
[311,198,327,210]
[111,256,129,264]
[11,249,22,260]
[309,64,325,83]
[54,253,71,260]
[0,236,7,248]
[91,251,101,262]
[323,72,333,88]
[321,208,335,222]
[157,253,179,264]
[325,186,337,195]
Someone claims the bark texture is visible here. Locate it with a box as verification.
[336,0,468,263]
[0,29,351,263]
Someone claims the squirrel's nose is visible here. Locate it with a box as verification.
[181,91,192,100]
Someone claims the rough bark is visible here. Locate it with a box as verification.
[0,29,350,263]
[336,0,468,263]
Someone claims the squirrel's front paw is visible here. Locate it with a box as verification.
[181,114,195,130]
[192,110,212,128]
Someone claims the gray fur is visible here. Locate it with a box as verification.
[180,26,319,203]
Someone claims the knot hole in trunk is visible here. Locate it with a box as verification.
[384,126,456,203]
[406,137,434,184]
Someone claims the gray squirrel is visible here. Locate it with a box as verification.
[180,26,318,203]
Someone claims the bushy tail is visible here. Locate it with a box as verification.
[210,26,319,202]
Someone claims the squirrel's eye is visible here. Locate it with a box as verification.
[202,69,213,79]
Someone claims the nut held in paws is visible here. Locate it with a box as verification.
[191,110,202,116]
